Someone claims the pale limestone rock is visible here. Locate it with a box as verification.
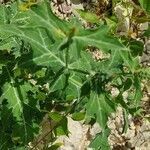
[90,123,101,137]
[114,3,133,35]
[111,87,119,97]
[56,117,89,150]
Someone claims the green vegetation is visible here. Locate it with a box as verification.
[0,0,149,149]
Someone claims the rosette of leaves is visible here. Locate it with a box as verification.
[0,0,143,149]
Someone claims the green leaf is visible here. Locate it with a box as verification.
[133,76,142,108]
[76,9,100,23]
[0,106,14,149]
[86,92,116,129]
[0,0,133,72]
[1,80,25,120]
[122,109,129,133]
[54,117,69,136]
[89,128,111,150]
[143,27,150,37]
[0,0,143,149]
[123,78,132,91]
[35,68,47,78]
[130,40,144,57]
[49,112,63,122]
[36,91,46,101]
[138,0,150,14]
[72,112,85,121]
[12,122,39,145]
[0,67,41,144]
[0,4,10,24]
